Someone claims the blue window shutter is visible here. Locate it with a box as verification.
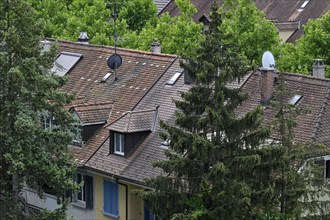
[110,181,119,215]
[104,180,118,216]
[144,204,150,220]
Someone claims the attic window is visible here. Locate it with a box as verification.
[51,52,82,76]
[288,95,303,105]
[166,72,182,85]
[298,0,309,11]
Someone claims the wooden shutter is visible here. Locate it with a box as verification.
[104,180,118,216]
[85,175,93,209]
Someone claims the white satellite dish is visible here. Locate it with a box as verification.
[262,51,276,70]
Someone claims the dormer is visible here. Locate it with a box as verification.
[107,107,159,157]
[69,102,113,147]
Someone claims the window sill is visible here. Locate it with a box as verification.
[72,200,86,209]
[114,151,124,156]
[103,211,119,219]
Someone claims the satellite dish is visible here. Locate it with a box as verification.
[262,51,276,70]
[107,54,122,70]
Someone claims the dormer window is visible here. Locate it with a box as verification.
[72,124,83,147]
[114,132,125,155]
[40,114,55,131]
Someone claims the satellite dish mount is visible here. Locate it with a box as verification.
[107,0,122,78]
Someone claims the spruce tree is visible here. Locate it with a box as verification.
[139,3,270,219]
[0,0,76,219]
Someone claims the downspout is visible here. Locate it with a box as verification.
[116,179,128,220]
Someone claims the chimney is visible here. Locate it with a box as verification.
[40,40,52,53]
[78,32,89,44]
[313,59,325,78]
[150,38,161,53]
[260,68,276,106]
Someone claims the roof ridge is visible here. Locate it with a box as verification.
[311,81,330,141]
[46,38,177,58]
[72,101,114,107]
[283,72,330,82]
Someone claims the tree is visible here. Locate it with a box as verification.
[277,12,330,77]
[221,0,281,66]
[0,0,77,219]
[123,0,204,57]
[138,2,330,219]
[138,2,271,219]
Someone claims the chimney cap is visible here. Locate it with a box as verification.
[313,58,325,65]
[150,38,160,46]
[78,32,89,43]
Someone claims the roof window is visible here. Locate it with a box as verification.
[288,95,303,105]
[298,0,309,12]
[51,52,82,76]
[101,73,112,82]
[166,71,182,85]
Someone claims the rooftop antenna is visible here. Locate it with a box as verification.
[106,0,122,79]
[262,51,276,70]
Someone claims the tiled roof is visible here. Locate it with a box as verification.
[85,67,330,185]
[84,58,187,183]
[154,0,171,14]
[107,108,159,133]
[237,70,330,145]
[160,0,330,42]
[70,102,113,124]
[51,39,178,165]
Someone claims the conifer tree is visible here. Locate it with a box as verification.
[139,2,270,219]
[0,0,76,219]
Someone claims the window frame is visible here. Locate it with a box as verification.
[72,172,86,208]
[114,132,125,156]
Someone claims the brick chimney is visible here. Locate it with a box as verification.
[150,38,161,53]
[78,32,89,44]
[260,68,276,106]
[313,59,325,78]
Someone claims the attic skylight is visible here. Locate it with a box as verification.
[166,71,182,85]
[101,72,112,82]
[51,52,82,76]
[298,0,309,12]
[288,95,303,105]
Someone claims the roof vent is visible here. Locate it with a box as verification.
[150,38,161,53]
[78,32,89,44]
[313,59,325,78]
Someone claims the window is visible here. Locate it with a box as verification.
[144,204,160,220]
[72,124,83,147]
[288,95,302,105]
[298,0,309,11]
[40,114,55,131]
[103,180,119,218]
[51,52,82,76]
[72,173,93,209]
[315,159,330,178]
[166,72,182,85]
[114,132,125,155]
[75,173,86,203]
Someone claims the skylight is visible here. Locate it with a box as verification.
[288,95,303,105]
[166,71,182,85]
[51,52,82,76]
[101,72,112,82]
[298,0,309,11]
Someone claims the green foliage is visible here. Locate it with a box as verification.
[0,0,77,219]
[277,12,330,76]
[221,0,281,66]
[138,2,271,219]
[119,0,204,57]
